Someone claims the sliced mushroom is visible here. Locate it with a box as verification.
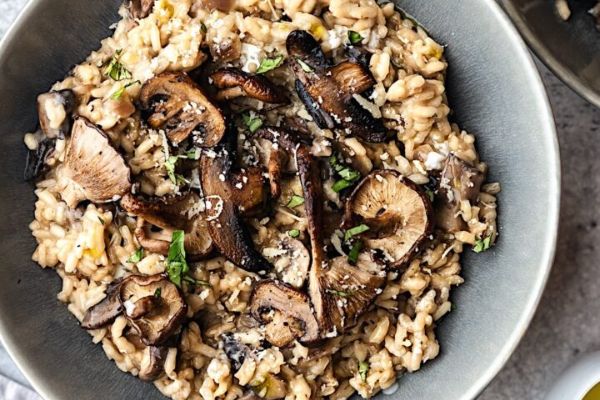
[139,346,168,381]
[120,274,187,346]
[249,280,319,347]
[139,72,225,146]
[261,235,310,289]
[232,167,269,217]
[210,68,288,104]
[121,192,213,258]
[81,279,124,330]
[436,155,485,233]
[222,332,250,371]
[286,30,386,143]
[129,0,154,19]
[266,148,288,199]
[24,134,56,181]
[60,117,131,207]
[200,148,272,273]
[37,90,75,139]
[322,255,385,331]
[343,170,433,267]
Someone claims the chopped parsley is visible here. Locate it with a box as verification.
[256,55,284,74]
[185,148,201,160]
[183,275,211,288]
[242,113,263,133]
[154,288,162,298]
[347,240,363,264]
[348,30,363,45]
[110,80,141,100]
[473,235,492,253]
[425,189,435,202]
[286,195,305,209]
[103,49,132,81]
[164,155,188,185]
[358,361,369,382]
[344,224,370,241]
[166,231,189,287]
[327,289,352,298]
[329,155,361,193]
[296,58,313,73]
[127,248,144,263]
[288,229,301,238]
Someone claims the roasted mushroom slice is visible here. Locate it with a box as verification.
[343,170,433,267]
[59,117,131,207]
[436,155,485,233]
[232,167,269,217]
[210,68,288,104]
[120,274,186,346]
[121,192,213,258]
[139,72,225,146]
[286,30,386,143]
[200,149,272,273]
[249,280,319,347]
[81,279,124,330]
[129,0,154,19]
[24,135,56,181]
[139,346,168,381]
[322,255,385,331]
[37,89,75,138]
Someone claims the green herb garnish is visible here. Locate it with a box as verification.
[242,113,263,133]
[358,361,369,382]
[256,55,284,74]
[183,275,212,288]
[154,288,162,298]
[473,235,492,253]
[185,148,201,160]
[166,231,189,287]
[327,289,352,298]
[332,179,354,193]
[165,155,180,184]
[348,30,363,45]
[97,216,105,225]
[344,224,370,241]
[127,248,144,263]
[103,49,132,81]
[329,155,361,193]
[286,195,305,208]
[296,58,313,73]
[200,22,207,33]
[111,80,141,100]
[347,240,363,264]
[425,189,435,202]
[288,229,300,238]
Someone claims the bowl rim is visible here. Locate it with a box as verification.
[500,0,600,108]
[0,0,561,399]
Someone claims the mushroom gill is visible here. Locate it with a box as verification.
[343,170,433,268]
[120,192,213,259]
[59,117,131,207]
[139,72,226,146]
[210,68,288,104]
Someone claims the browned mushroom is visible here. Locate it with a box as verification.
[139,72,225,146]
[436,155,485,233]
[286,30,386,143]
[129,0,154,19]
[210,68,288,104]
[202,0,235,12]
[81,279,124,330]
[120,274,186,346]
[200,147,272,273]
[121,192,213,258]
[343,170,433,267]
[24,134,56,181]
[139,346,168,381]
[60,117,131,207]
[37,89,75,138]
[249,279,319,347]
[266,149,288,199]
[231,167,269,217]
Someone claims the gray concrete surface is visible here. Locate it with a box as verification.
[1,0,599,399]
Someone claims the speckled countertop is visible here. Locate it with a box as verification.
[1,1,600,399]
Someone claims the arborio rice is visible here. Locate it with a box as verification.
[24,0,500,399]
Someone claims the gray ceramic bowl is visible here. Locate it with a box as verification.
[0,0,559,399]
[501,0,600,108]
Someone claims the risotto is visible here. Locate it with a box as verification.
[23,0,500,399]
